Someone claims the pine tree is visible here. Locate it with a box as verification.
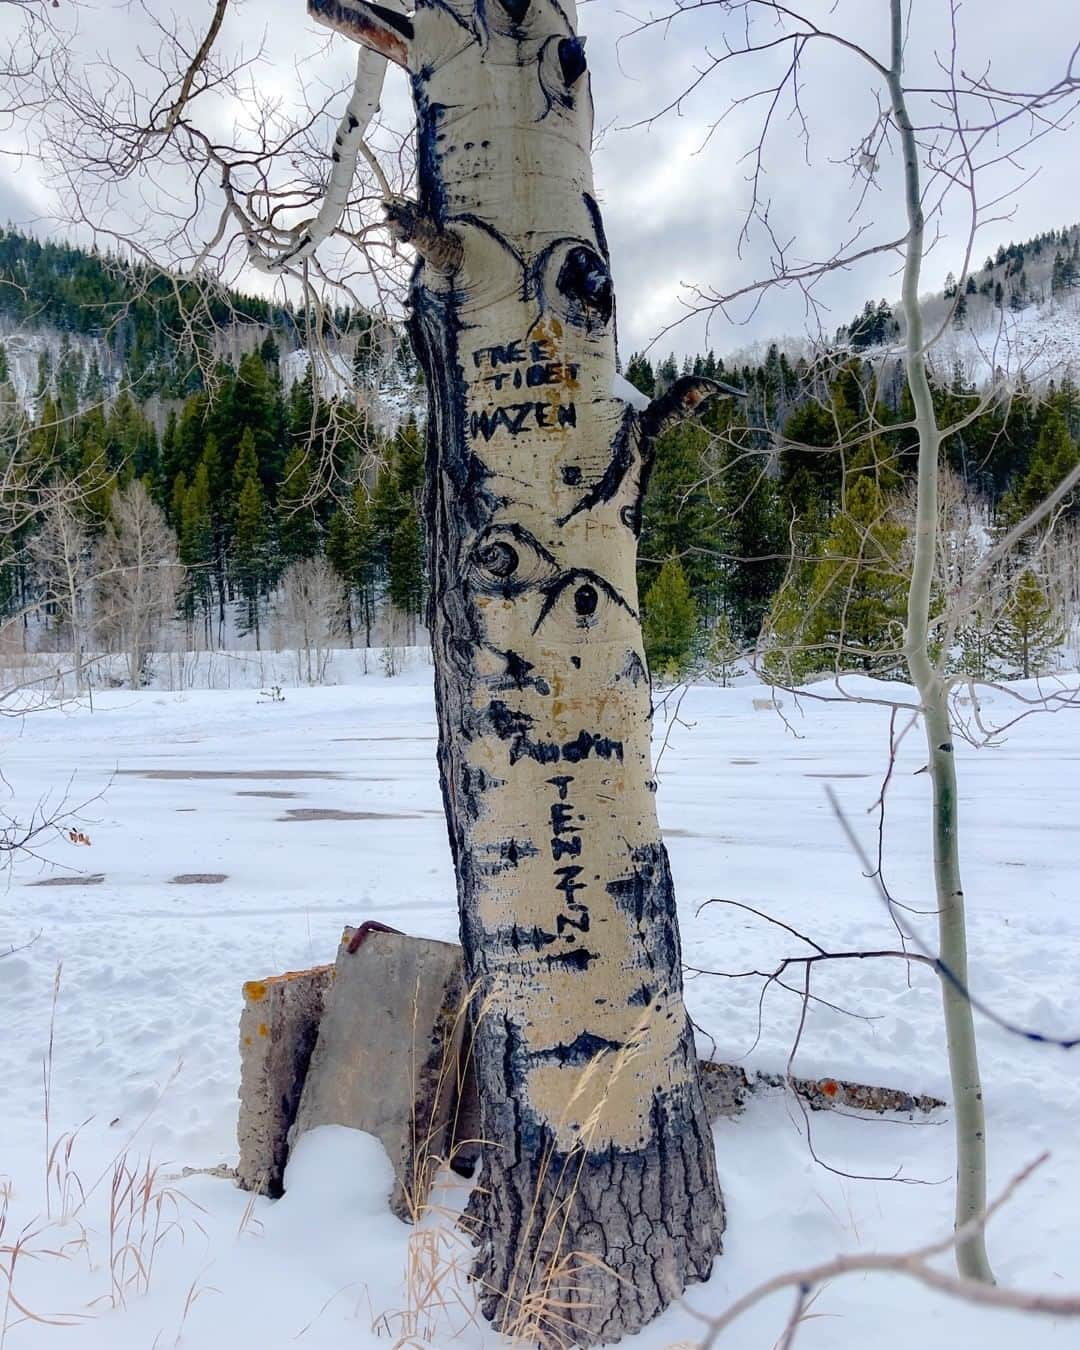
[638,420,723,617]
[643,557,698,680]
[232,470,270,647]
[767,472,908,681]
[625,352,655,397]
[277,446,320,566]
[387,504,425,637]
[1001,405,1078,524]
[990,569,1063,678]
[232,427,260,502]
[716,434,786,641]
[82,355,105,406]
[350,488,378,645]
[230,350,285,491]
[704,612,740,687]
[77,437,116,531]
[34,349,52,401]
[197,435,229,636]
[325,506,355,643]
[169,470,188,533]
[178,462,214,635]
[955,605,996,681]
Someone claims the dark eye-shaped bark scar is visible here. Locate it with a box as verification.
[470,522,558,598]
[557,246,613,326]
[537,34,587,117]
[532,568,637,634]
[495,0,531,22]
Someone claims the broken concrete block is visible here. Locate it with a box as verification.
[237,963,335,1197]
[292,927,467,1220]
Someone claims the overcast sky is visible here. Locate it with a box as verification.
[1,0,1077,360]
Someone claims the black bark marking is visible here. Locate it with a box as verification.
[470,524,558,599]
[557,406,636,526]
[309,0,411,63]
[606,843,679,937]
[412,81,450,221]
[533,567,637,632]
[560,729,623,764]
[501,923,559,951]
[460,764,505,798]
[476,837,541,875]
[574,584,598,616]
[480,701,625,766]
[478,540,519,577]
[618,649,648,687]
[583,191,610,262]
[528,1031,623,1066]
[558,35,588,85]
[542,946,599,971]
[556,245,614,326]
[495,0,530,21]
[366,1,414,38]
[488,648,551,695]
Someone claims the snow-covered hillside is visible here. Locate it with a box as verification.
[0,325,125,417]
[928,290,1080,387]
[2,671,1078,1349]
[0,319,419,434]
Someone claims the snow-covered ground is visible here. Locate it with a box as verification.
[2,668,1078,1348]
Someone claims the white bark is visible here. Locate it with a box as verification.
[888,0,993,1284]
[309,3,726,1342]
[247,0,408,273]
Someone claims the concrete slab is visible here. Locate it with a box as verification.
[293,927,467,1220]
[236,963,335,1197]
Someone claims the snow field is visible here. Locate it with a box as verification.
[0,670,1078,1348]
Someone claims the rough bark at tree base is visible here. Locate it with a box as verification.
[464,1081,722,1345]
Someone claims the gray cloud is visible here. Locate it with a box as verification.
[0,0,1075,361]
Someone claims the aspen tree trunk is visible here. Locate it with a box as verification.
[887,0,993,1283]
[310,1,727,1341]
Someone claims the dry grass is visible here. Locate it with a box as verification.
[375,985,660,1349]
[1,962,203,1341]
[376,976,493,1348]
[100,1154,205,1311]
